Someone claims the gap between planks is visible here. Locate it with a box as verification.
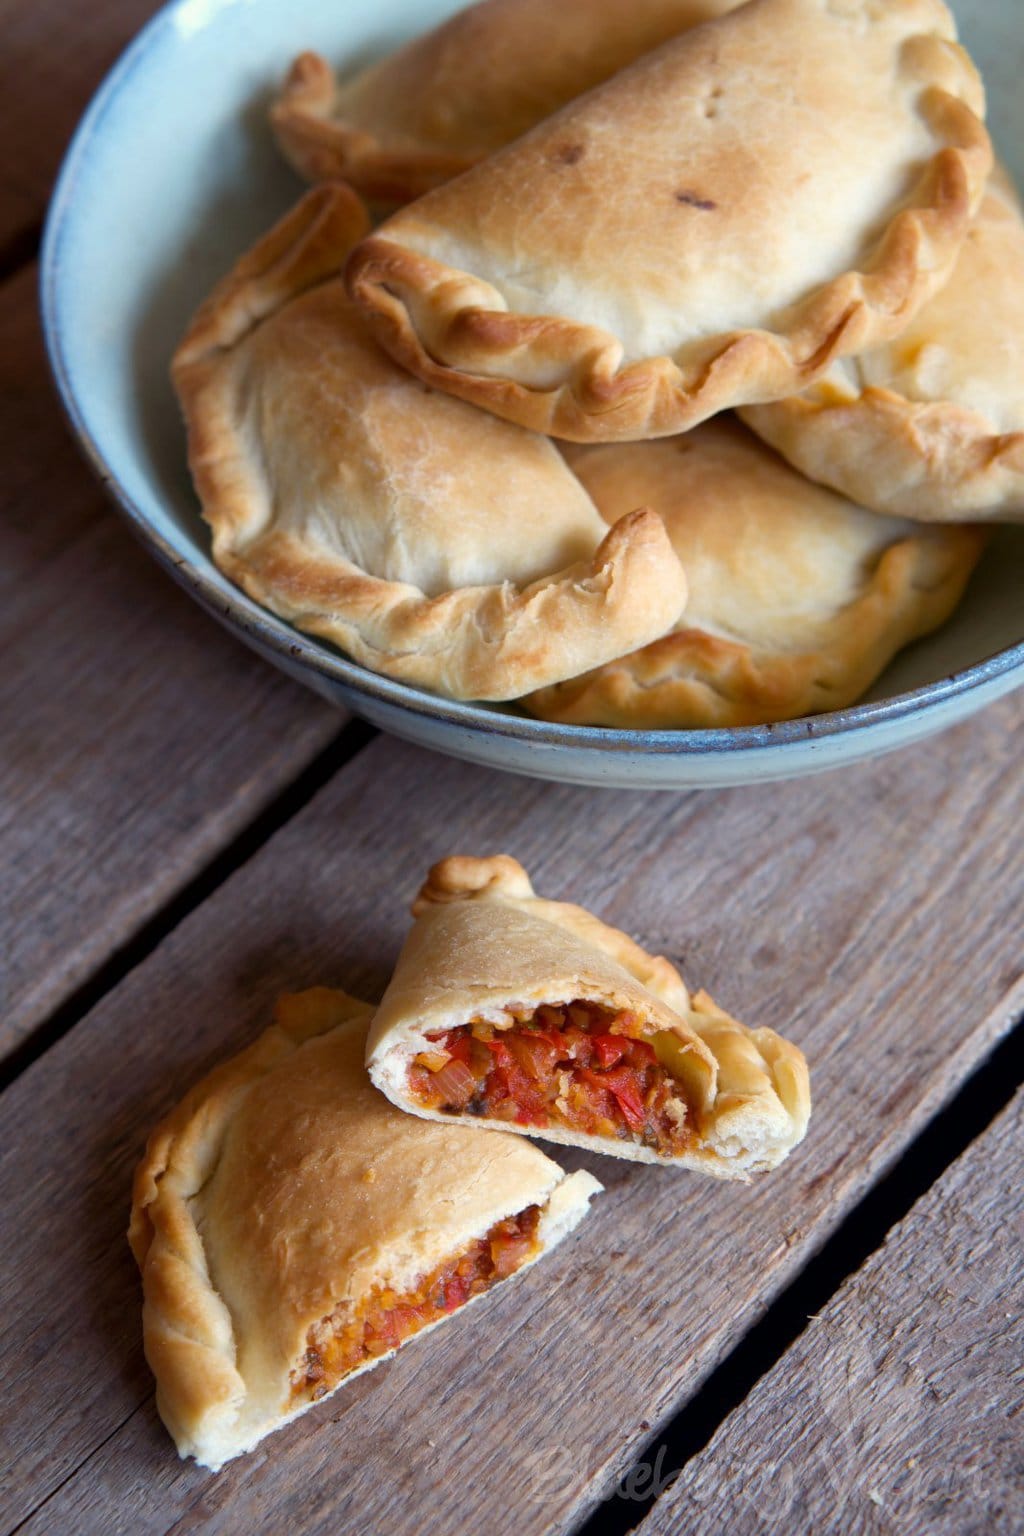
[634,1088,1024,1535]
[577,1006,1024,1536]
[0,718,377,1095]
[0,260,344,1053]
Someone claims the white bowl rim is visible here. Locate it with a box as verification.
[39,0,1024,761]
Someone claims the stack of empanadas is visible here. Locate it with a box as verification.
[174,0,1019,727]
[132,858,810,1466]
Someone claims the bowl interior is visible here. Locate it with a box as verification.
[43,0,1024,746]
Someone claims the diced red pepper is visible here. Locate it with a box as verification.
[591,1033,627,1067]
[443,1274,470,1312]
[524,1025,567,1055]
[502,1057,550,1126]
[484,1037,515,1069]
[445,1031,472,1065]
[514,1098,549,1128]
[576,1068,616,1117]
[600,1066,648,1133]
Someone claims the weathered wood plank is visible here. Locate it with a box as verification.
[0,0,161,250]
[639,1089,1024,1536]
[0,264,341,1055]
[0,701,1021,1533]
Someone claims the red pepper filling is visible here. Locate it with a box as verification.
[408,1000,692,1154]
[291,1206,541,1404]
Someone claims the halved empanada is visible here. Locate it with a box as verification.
[524,419,986,728]
[271,0,741,204]
[367,856,810,1174]
[173,185,687,701]
[742,166,1024,522]
[348,0,991,442]
[129,987,600,1469]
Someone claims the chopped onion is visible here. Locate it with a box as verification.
[430,1057,476,1106]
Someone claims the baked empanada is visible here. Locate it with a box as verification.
[347,0,991,443]
[271,0,741,204]
[524,419,986,728]
[173,185,687,701]
[129,987,600,1469]
[742,166,1024,522]
[367,856,810,1174]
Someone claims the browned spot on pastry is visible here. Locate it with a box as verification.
[552,142,586,166]
[703,84,725,119]
[676,190,717,211]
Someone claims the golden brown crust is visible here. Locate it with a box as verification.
[741,166,1024,522]
[368,855,811,1173]
[524,421,987,729]
[130,987,600,1469]
[347,0,991,443]
[129,991,373,1471]
[414,854,692,1015]
[173,185,687,702]
[271,51,473,205]
[270,2,743,205]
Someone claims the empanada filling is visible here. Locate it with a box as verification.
[408,1001,696,1154]
[290,1206,541,1404]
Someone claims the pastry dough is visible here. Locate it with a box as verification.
[367,856,810,1174]
[347,0,992,442]
[129,987,600,1469]
[524,419,986,727]
[742,166,1024,522]
[173,185,687,701]
[271,0,742,204]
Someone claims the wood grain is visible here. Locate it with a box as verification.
[0,264,340,1056]
[640,1089,1024,1536]
[1,703,1021,1533]
[0,0,162,250]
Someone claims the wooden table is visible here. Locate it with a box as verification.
[2,7,1022,1532]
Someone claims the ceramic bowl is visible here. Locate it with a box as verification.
[41,0,1024,789]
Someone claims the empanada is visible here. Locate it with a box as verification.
[129,987,600,1469]
[742,166,1024,522]
[173,185,687,701]
[524,419,985,728]
[367,856,810,1174]
[271,0,741,204]
[347,0,992,443]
